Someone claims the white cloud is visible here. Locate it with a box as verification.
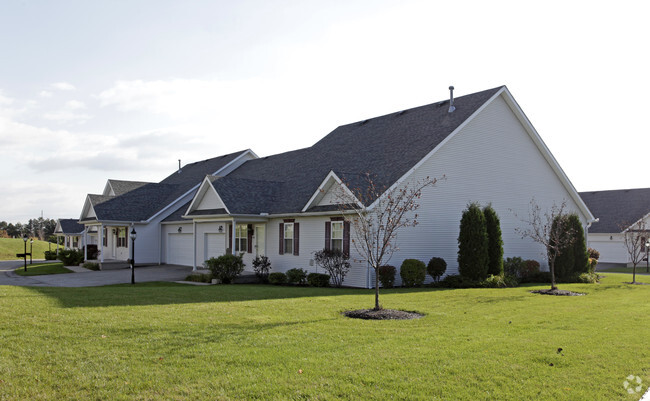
[43,110,92,123]
[51,82,76,91]
[39,90,53,98]
[0,91,14,106]
[64,100,86,110]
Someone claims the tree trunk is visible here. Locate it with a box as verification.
[374,268,380,310]
[632,264,637,284]
[550,260,558,290]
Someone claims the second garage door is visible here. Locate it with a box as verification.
[167,233,193,266]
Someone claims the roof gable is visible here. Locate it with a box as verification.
[579,187,650,233]
[55,219,85,234]
[184,176,231,216]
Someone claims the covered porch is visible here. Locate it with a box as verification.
[83,223,134,264]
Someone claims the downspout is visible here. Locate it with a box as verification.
[192,220,197,271]
[585,217,599,247]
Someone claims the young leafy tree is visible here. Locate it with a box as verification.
[515,199,575,290]
[335,172,438,310]
[483,205,504,276]
[458,202,489,281]
[620,219,649,284]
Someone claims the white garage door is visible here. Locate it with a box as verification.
[205,233,225,261]
[167,233,193,266]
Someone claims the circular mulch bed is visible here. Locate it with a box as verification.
[530,289,585,296]
[624,282,650,285]
[343,309,424,320]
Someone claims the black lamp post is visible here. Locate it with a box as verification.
[646,241,649,273]
[130,227,137,284]
[22,235,28,272]
[29,239,33,265]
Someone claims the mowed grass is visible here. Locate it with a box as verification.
[13,262,72,276]
[0,238,57,260]
[0,274,648,400]
[599,265,650,275]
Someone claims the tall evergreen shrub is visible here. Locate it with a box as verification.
[483,205,504,276]
[458,202,489,281]
[552,213,589,280]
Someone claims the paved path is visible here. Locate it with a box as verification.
[0,260,194,287]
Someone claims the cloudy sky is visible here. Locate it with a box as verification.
[0,0,647,223]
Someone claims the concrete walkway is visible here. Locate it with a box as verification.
[0,260,194,287]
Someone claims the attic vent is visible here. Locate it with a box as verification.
[448,86,456,113]
[359,119,369,126]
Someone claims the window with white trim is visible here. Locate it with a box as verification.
[117,227,127,248]
[235,224,248,253]
[331,221,343,251]
[284,223,294,255]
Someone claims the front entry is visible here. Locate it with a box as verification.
[255,225,265,257]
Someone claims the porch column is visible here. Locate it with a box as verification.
[231,219,237,255]
[192,220,197,271]
[56,235,59,255]
[83,227,88,260]
[99,224,104,263]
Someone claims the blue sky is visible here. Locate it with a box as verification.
[0,0,648,223]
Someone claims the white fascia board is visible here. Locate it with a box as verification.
[54,220,63,233]
[499,87,595,221]
[301,170,363,212]
[367,87,506,211]
[102,181,114,196]
[79,195,96,221]
[209,149,258,176]
[621,212,650,233]
[182,177,231,218]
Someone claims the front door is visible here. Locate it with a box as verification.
[255,225,265,257]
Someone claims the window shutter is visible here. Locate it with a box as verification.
[279,223,284,255]
[325,221,331,250]
[343,221,350,257]
[229,225,233,254]
[293,223,300,256]
[247,224,253,253]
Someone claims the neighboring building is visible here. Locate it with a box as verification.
[78,150,257,265]
[580,188,650,264]
[54,218,85,250]
[169,85,595,287]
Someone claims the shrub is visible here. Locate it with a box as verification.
[400,259,426,287]
[520,271,552,284]
[252,255,272,283]
[184,273,212,283]
[57,249,84,266]
[438,274,477,288]
[82,262,100,271]
[43,250,57,260]
[84,244,99,260]
[503,257,524,277]
[458,202,489,281]
[553,214,589,280]
[426,257,447,283]
[576,272,600,284]
[285,268,307,285]
[483,205,504,276]
[521,259,540,278]
[588,257,598,273]
[204,254,244,284]
[588,247,600,260]
[313,249,350,287]
[268,272,287,285]
[481,274,519,288]
[377,265,396,288]
[307,273,330,287]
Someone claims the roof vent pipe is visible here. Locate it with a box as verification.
[178,159,181,174]
[448,86,456,113]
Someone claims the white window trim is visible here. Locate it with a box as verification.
[331,221,343,251]
[284,223,294,254]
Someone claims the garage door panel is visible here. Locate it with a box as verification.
[205,233,225,261]
[168,233,193,266]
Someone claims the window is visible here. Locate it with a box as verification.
[117,227,127,248]
[331,221,343,251]
[72,237,79,248]
[235,224,248,253]
[284,223,294,255]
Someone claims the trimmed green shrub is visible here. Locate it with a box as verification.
[437,274,477,288]
[285,268,307,285]
[184,273,212,283]
[481,274,519,288]
[483,205,504,276]
[576,272,600,284]
[400,259,426,287]
[520,271,552,284]
[252,255,272,283]
[307,273,330,287]
[204,254,244,284]
[377,265,396,288]
[426,257,447,283]
[458,202,489,281]
[503,257,524,277]
[553,214,589,281]
[57,249,84,266]
[268,272,287,285]
[43,250,57,260]
[82,262,100,271]
[313,249,350,287]
[504,257,540,280]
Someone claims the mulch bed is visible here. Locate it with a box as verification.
[530,289,585,296]
[343,309,424,320]
[624,282,650,285]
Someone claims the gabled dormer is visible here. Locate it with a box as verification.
[184,176,230,217]
[302,171,362,212]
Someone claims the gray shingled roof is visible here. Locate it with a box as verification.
[219,86,502,214]
[579,188,650,233]
[88,150,248,222]
[56,219,85,234]
[108,180,152,196]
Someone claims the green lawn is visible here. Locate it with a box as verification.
[0,237,59,260]
[13,262,72,276]
[599,265,650,275]
[0,275,648,400]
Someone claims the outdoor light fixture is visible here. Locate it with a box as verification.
[130,228,137,284]
[218,225,223,233]
[22,235,28,272]
[646,241,649,273]
[29,239,34,265]
[178,227,182,233]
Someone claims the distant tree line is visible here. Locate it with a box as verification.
[0,218,60,243]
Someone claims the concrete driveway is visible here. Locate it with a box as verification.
[0,260,194,287]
